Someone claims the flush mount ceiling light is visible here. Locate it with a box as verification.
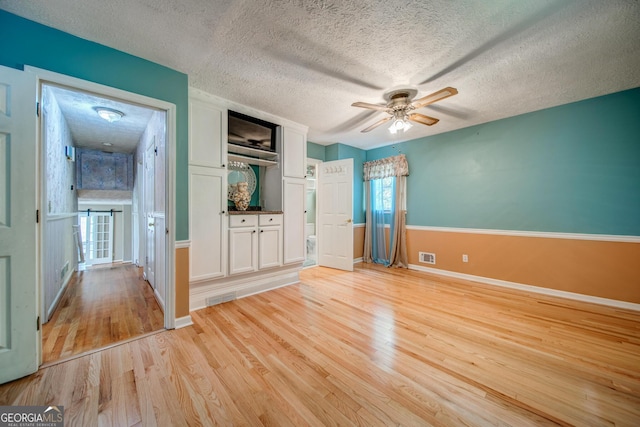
[94,106,124,123]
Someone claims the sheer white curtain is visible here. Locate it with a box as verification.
[363,154,409,268]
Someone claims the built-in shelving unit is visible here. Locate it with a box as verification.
[228,144,279,167]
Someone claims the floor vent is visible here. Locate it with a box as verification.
[206,292,237,307]
[419,252,436,265]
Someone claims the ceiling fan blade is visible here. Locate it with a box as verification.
[410,87,458,109]
[408,113,439,126]
[361,116,392,132]
[351,101,390,112]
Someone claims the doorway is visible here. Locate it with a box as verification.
[37,70,174,364]
[304,158,321,268]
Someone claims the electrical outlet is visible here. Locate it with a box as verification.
[462,254,469,263]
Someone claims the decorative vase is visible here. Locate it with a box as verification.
[232,181,251,211]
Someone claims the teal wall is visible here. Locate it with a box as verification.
[0,11,190,240]
[307,141,326,161]
[366,88,640,236]
[306,142,366,223]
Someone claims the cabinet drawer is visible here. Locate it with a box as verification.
[229,215,258,228]
[259,214,283,226]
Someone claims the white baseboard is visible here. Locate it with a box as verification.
[174,315,193,329]
[45,266,76,321]
[354,257,363,264]
[190,266,301,312]
[154,289,165,312]
[408,264,640,312]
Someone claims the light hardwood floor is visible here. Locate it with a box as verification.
[41,264,165,364]
[2,264,639,425]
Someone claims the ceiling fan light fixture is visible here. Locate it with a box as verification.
[389,113,412,134]
[94,107,124,123]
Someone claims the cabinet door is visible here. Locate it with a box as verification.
[282,127,307,178]
[189,166,226,281]
[229,228,257,275]
[189,97,227,168]
[283,178,306,264]
[259,226,282,269]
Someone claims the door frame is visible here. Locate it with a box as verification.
[27,66,177,340]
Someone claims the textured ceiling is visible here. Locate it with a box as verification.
[3,0,640,149]
[46,85,155,153]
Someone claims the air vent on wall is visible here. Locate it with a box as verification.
[419,252,436,265]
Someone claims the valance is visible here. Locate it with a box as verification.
[363,154,409,181]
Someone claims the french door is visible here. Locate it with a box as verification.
[79,213,114,265]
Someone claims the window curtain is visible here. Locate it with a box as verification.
[363,154,409,268]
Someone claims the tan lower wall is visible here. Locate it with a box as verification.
[406,228,640,304]
[354,226,365,259]
[175,247,190,318]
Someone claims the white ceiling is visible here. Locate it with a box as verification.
[4,0,640,150]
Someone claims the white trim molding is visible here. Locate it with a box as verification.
[175,240,191,249]
[190,265,301,312]
[354,223,365,228]
[408,263,640,312]
[175,315,194,329]
[406,225,640,243]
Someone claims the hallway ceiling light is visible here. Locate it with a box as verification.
[94,107,124,123]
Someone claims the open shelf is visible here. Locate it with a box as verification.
[228,144,278,159]
[228,153,278,167]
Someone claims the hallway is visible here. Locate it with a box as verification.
[42,264,164,364]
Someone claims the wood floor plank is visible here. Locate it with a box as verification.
[42,264,164,364]
[2,264,640,426]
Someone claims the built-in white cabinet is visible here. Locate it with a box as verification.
[189,166,226,281]
[283,178,306,264]
[282,127,307,179]
[188,87,308,310]
[228,215,258,275]
[229,214,282,275]
[189,96,227,169]
[258,214,283,269]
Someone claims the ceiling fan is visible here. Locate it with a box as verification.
[351,87,458,133]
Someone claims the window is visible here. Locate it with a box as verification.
[381,176,394,212]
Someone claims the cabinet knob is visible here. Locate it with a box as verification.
[252,230,256,233]
[221,210,226,214]
[260,229,264,233]
[222,164,226,168]
[269,218,273,222]
[304,210,307,213]
[241,219,245,223]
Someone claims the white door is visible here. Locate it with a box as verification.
[80,213,114,265]
[145,141,155,288]
[229,228,257,275]
[318,159,354,271]
[189,166,226,280]
[258,227,282,269]
[0,66,38,383]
